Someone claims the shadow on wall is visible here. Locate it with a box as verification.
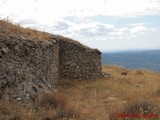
[0,20,103,103]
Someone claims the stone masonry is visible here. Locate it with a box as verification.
[0,20,102,103]
[58,36,102,80]
[0,33,59,102]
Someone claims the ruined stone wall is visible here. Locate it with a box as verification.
[58,36,102,80]
[0,34,59,103]
[0,20,103,104]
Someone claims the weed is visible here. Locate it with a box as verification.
[109,99,159,120]
[36,92,79,119]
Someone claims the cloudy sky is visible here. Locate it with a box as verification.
[0,0,160,52]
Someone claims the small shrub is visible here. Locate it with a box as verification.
[9,113,21,120]
[136,70,144,75]
[37,92,68,109]
[109,100,159,120]
[40,109,56,120]
[155,89,160,96]
[36,92,79,119]
[56,105,78,119]
[0,100,13,119]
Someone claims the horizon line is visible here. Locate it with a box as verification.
[101,48,160,53]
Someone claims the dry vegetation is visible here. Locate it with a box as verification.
[0,19,53,41]
[0,19,92,50]
[0,65,160,120]
[57,65,160,120]
[1,19,160,119]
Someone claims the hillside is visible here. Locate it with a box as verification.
[57,65,160,120]
[0,65,160,119]
[0,20,160,120]
[0,20,93,49]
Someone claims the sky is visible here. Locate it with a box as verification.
[0,0,160,52]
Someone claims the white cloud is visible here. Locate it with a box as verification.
[0,0,160,20]
[0,0,160,51]
[42,18,160,51]
[131,25,147,33]
[99,0,160,17]
[49,21,115,37]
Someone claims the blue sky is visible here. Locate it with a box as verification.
[0,0,160,52]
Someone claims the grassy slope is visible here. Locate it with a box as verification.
[57,65,160,120]
[0,20,53,40]
[1,65,159,120]
[0,20,160,119]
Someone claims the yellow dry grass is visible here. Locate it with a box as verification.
[0,19,52,41]
[57,65,160,120]
[1,19,160,119]
[0,65,160,120]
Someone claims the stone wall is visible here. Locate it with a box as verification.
[0,20,103,103]
[0,33,102,103]
[0,33,59,103]
[58,36,102,80]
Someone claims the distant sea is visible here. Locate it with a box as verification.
[102,49,160,72]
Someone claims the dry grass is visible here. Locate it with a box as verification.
[0,19,95,51]
[0,19,53,41]
[0,93,78,120]
[57,65,160,120]
[109,98,159,120]
[36,92,69,109]
[1,19,160,119]
[35,92,78,119]
[0,65,160,120]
